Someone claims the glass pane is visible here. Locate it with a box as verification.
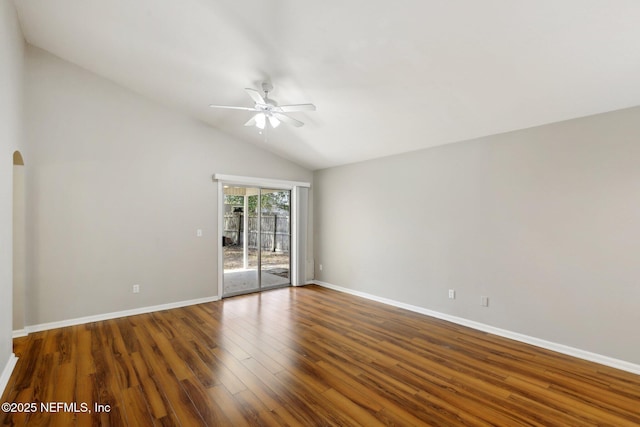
[223,186,259,295]
[260,189,291,289]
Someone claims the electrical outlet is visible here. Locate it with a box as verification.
[481,296,489,307]
[319,264,323,271]
[133,284,140,294]
[448,289,455,299]
[196,229,203,237]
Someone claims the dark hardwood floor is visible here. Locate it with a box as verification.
[2,285,639,426]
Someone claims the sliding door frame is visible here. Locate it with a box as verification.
[214,174,310,298]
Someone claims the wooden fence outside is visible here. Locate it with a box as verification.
[223,214,290,252]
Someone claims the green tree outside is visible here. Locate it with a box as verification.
[225,191,290,214]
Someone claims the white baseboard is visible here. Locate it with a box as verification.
[18,295,220,335]
[312,280,640,376]
[12,329,27,339]
[0,353,18,397]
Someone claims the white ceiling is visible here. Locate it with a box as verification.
[12,0,640,170]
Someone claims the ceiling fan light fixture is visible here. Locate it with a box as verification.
[255,113,266,130]
[268,115,280,128]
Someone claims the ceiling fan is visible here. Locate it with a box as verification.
[209,82,316,129]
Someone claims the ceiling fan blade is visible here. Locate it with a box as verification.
[244,115,257,127]
[276,103,316,112]
[209,104,256,111]
[273,113,304,127]
[268,115,281,128]
[245,88,266,105]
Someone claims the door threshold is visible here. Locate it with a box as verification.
[222,283,291,299]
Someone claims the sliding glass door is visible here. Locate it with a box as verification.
[259,189,291,290]
[222,186,291,297]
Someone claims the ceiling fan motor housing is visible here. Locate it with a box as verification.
[261,82,274,93]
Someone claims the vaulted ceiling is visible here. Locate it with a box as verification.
[12,0,640,170]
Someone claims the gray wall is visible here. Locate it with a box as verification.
[314,106,640,365]
[24,46,312,326]
[0,0,24,370]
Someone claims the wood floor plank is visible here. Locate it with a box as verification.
[180,378,233,426]
[2,285,639,426]
[130,352,169,422]
[210,347,283,412]
[207,384,252,427]
[27,352,57,427]
[320,388,385,427]
[0,387,34,427]
[121,385,156,427]
[220,326,285,375]
[231,389,283,426]
[132,320,205,426]
[313,359,403,415]
[49,357,78,427]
